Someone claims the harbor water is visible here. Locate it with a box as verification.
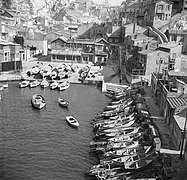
[0,82,109,180]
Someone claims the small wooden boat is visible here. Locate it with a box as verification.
[19,80,30,88]
[66,116,79,128]
[0,86,4,91]
[58,71,66,79]
[112,151,155,166]
[1,83,8,88]
[107,140,139,150]
[30,80,40,88]
[30,66,40,75]
[58,81,70,91]
[110,98,128,105]
[108,132,142,143]
[104,127,140,138]
[40,79,49,88]
[50,80,59,90]
[102,121,136,133]
[58,97,69,108]
[31,94,46,109]
[94,112,135,125]
[50,68,58,79]
[40,64,53,77]
[99,117,135,130]
[104,146,153,158]
[123,159,153,171]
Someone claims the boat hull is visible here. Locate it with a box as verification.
[31,94,46,109]
[66,116,79,128]
[58,98,69,108]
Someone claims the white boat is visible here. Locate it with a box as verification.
[95,115,135,128]
[57,63,66,72]
[101,118,135,130]
[1,83,8,88]
[107,140,139,150]
[105,127,140,138]
[30,66,40,75]
[108,132,142,143]
[49,68,58,79]
[50,80,59,89]
[58,71,67,79]
[29,80,40,88]
[58,81,70,91]
[96,112,135,125]
[66,116,79,128]
[106,100,133,110]
[19,80,30,88]
[40,79,49,88]
[104,146,152,158]
[58,97,69,108]
[0,86,4,91]
[40,64,53,77]
[102,120,136,133]
[31,94,46,109]
[109,112,135,120]
[112,151,154,165]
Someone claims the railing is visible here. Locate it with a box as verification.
[131,69,146,75]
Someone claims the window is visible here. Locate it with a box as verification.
[167,5,170,11]
[76,56,81,62]
[52,55,55,60]
[115,39,119,43]
[57,55,65,60]
[83,57,88,62]
[67,55,72,60]
[158,5,164,10]
[4,52,9,61]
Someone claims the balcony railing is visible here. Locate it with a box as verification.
[156,9,165,13]
[131,69,146,75]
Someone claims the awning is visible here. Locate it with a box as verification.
[167,97,187,109]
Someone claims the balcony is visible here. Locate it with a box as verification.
[131,69,146,75]
[156,9,165,13]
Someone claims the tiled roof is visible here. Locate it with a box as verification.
[167,97,187,109]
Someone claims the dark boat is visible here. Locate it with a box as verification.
[58,97,69,108]
[123,155,154,172]
[31,94,46,109]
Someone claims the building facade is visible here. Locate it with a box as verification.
[0,39,22,72]
[143,0,173,28]
[50,37,108,64]
[151,73,187,159]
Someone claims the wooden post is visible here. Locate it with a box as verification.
[119,46,122,84]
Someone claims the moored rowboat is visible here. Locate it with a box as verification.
[58,97,69,108]
[66,116,79,128]
[19,80,30,88]
[31,94,46,109]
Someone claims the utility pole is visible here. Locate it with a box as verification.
[119,46,122,84]
[179,113,187,159]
